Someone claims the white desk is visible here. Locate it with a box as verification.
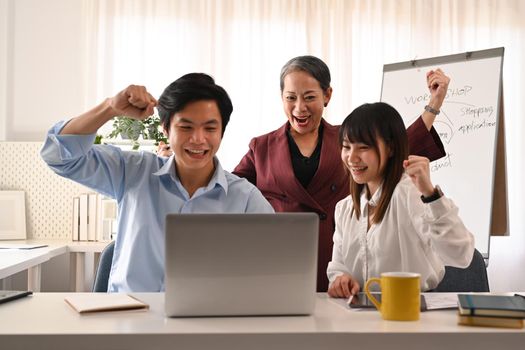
[66,240,111,291]
[0,240,109,292]
[0,243,67,291]
[0,293,523,350]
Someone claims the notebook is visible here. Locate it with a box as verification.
[64,294,149,314]
[458,294,525,318]
[164,213,319,317]
[458,314,524,329]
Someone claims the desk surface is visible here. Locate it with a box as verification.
[0,243,67,279]
[0,293,523,350]
[0,240,111,292]
[0,240,109,279]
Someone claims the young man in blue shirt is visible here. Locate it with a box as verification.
[41,73,274,292]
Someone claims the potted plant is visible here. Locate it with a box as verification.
[104,115,167,150]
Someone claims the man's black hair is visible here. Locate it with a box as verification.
[157,73,233,136]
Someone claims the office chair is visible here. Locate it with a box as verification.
[433,248,489,292]
[92,240,115,292]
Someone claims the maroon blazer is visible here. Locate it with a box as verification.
[233,118,445,292]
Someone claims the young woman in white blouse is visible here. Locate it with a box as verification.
[327,102,475,298]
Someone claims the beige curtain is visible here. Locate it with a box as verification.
[83,0,525,291]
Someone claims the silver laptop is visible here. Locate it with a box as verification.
[164,213,319,317]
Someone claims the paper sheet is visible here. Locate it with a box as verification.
[423,293,458,310]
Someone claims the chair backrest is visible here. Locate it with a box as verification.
[433,248,489,292]
[92,240,115,292]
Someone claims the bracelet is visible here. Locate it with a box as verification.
[424,105,440,115]
[420,185,444,203]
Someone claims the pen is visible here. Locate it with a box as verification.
[514,293,525,299]
[347,294,354,306]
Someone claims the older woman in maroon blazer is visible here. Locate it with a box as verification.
[233,56,450,292]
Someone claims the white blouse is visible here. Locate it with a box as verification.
[327,174,475,291]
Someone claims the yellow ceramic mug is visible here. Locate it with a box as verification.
[364,272,421,321]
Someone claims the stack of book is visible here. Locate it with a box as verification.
[72,193,117,242]
[457,294,525,329]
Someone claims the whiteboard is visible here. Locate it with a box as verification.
[380,48,505,259]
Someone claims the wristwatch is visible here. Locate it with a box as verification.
[421,185,443,203]
[424,105,440,115]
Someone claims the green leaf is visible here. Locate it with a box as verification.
[103,114,168,151]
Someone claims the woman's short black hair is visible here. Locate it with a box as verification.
[279,55,331,93]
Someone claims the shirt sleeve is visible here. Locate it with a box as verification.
[232,138,257,185]
[326,200,352,284]
[406,184,475,268]
[244,187,275,213]
[40,120,129,200]
[406,116,446,161]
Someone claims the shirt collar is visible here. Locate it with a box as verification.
[153,155,228,194]
[359,182,384,212]
[153,155,176,177]
[207,158,228,193]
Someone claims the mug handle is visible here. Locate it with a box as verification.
[364,278,382,311]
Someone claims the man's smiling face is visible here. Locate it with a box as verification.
[165,99,223,178]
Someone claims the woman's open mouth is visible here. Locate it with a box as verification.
[293,115,310,127]
[350,166,368,175]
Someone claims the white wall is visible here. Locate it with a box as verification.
[0,0,9,140]
[1,0,524,292]
[3,0,86,142]
[1,0,87,291]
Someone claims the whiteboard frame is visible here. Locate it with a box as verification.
[0,190,27,240]
[382,48,504,74]
[380,47,506,260]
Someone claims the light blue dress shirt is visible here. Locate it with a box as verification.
[41,121,274,292]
